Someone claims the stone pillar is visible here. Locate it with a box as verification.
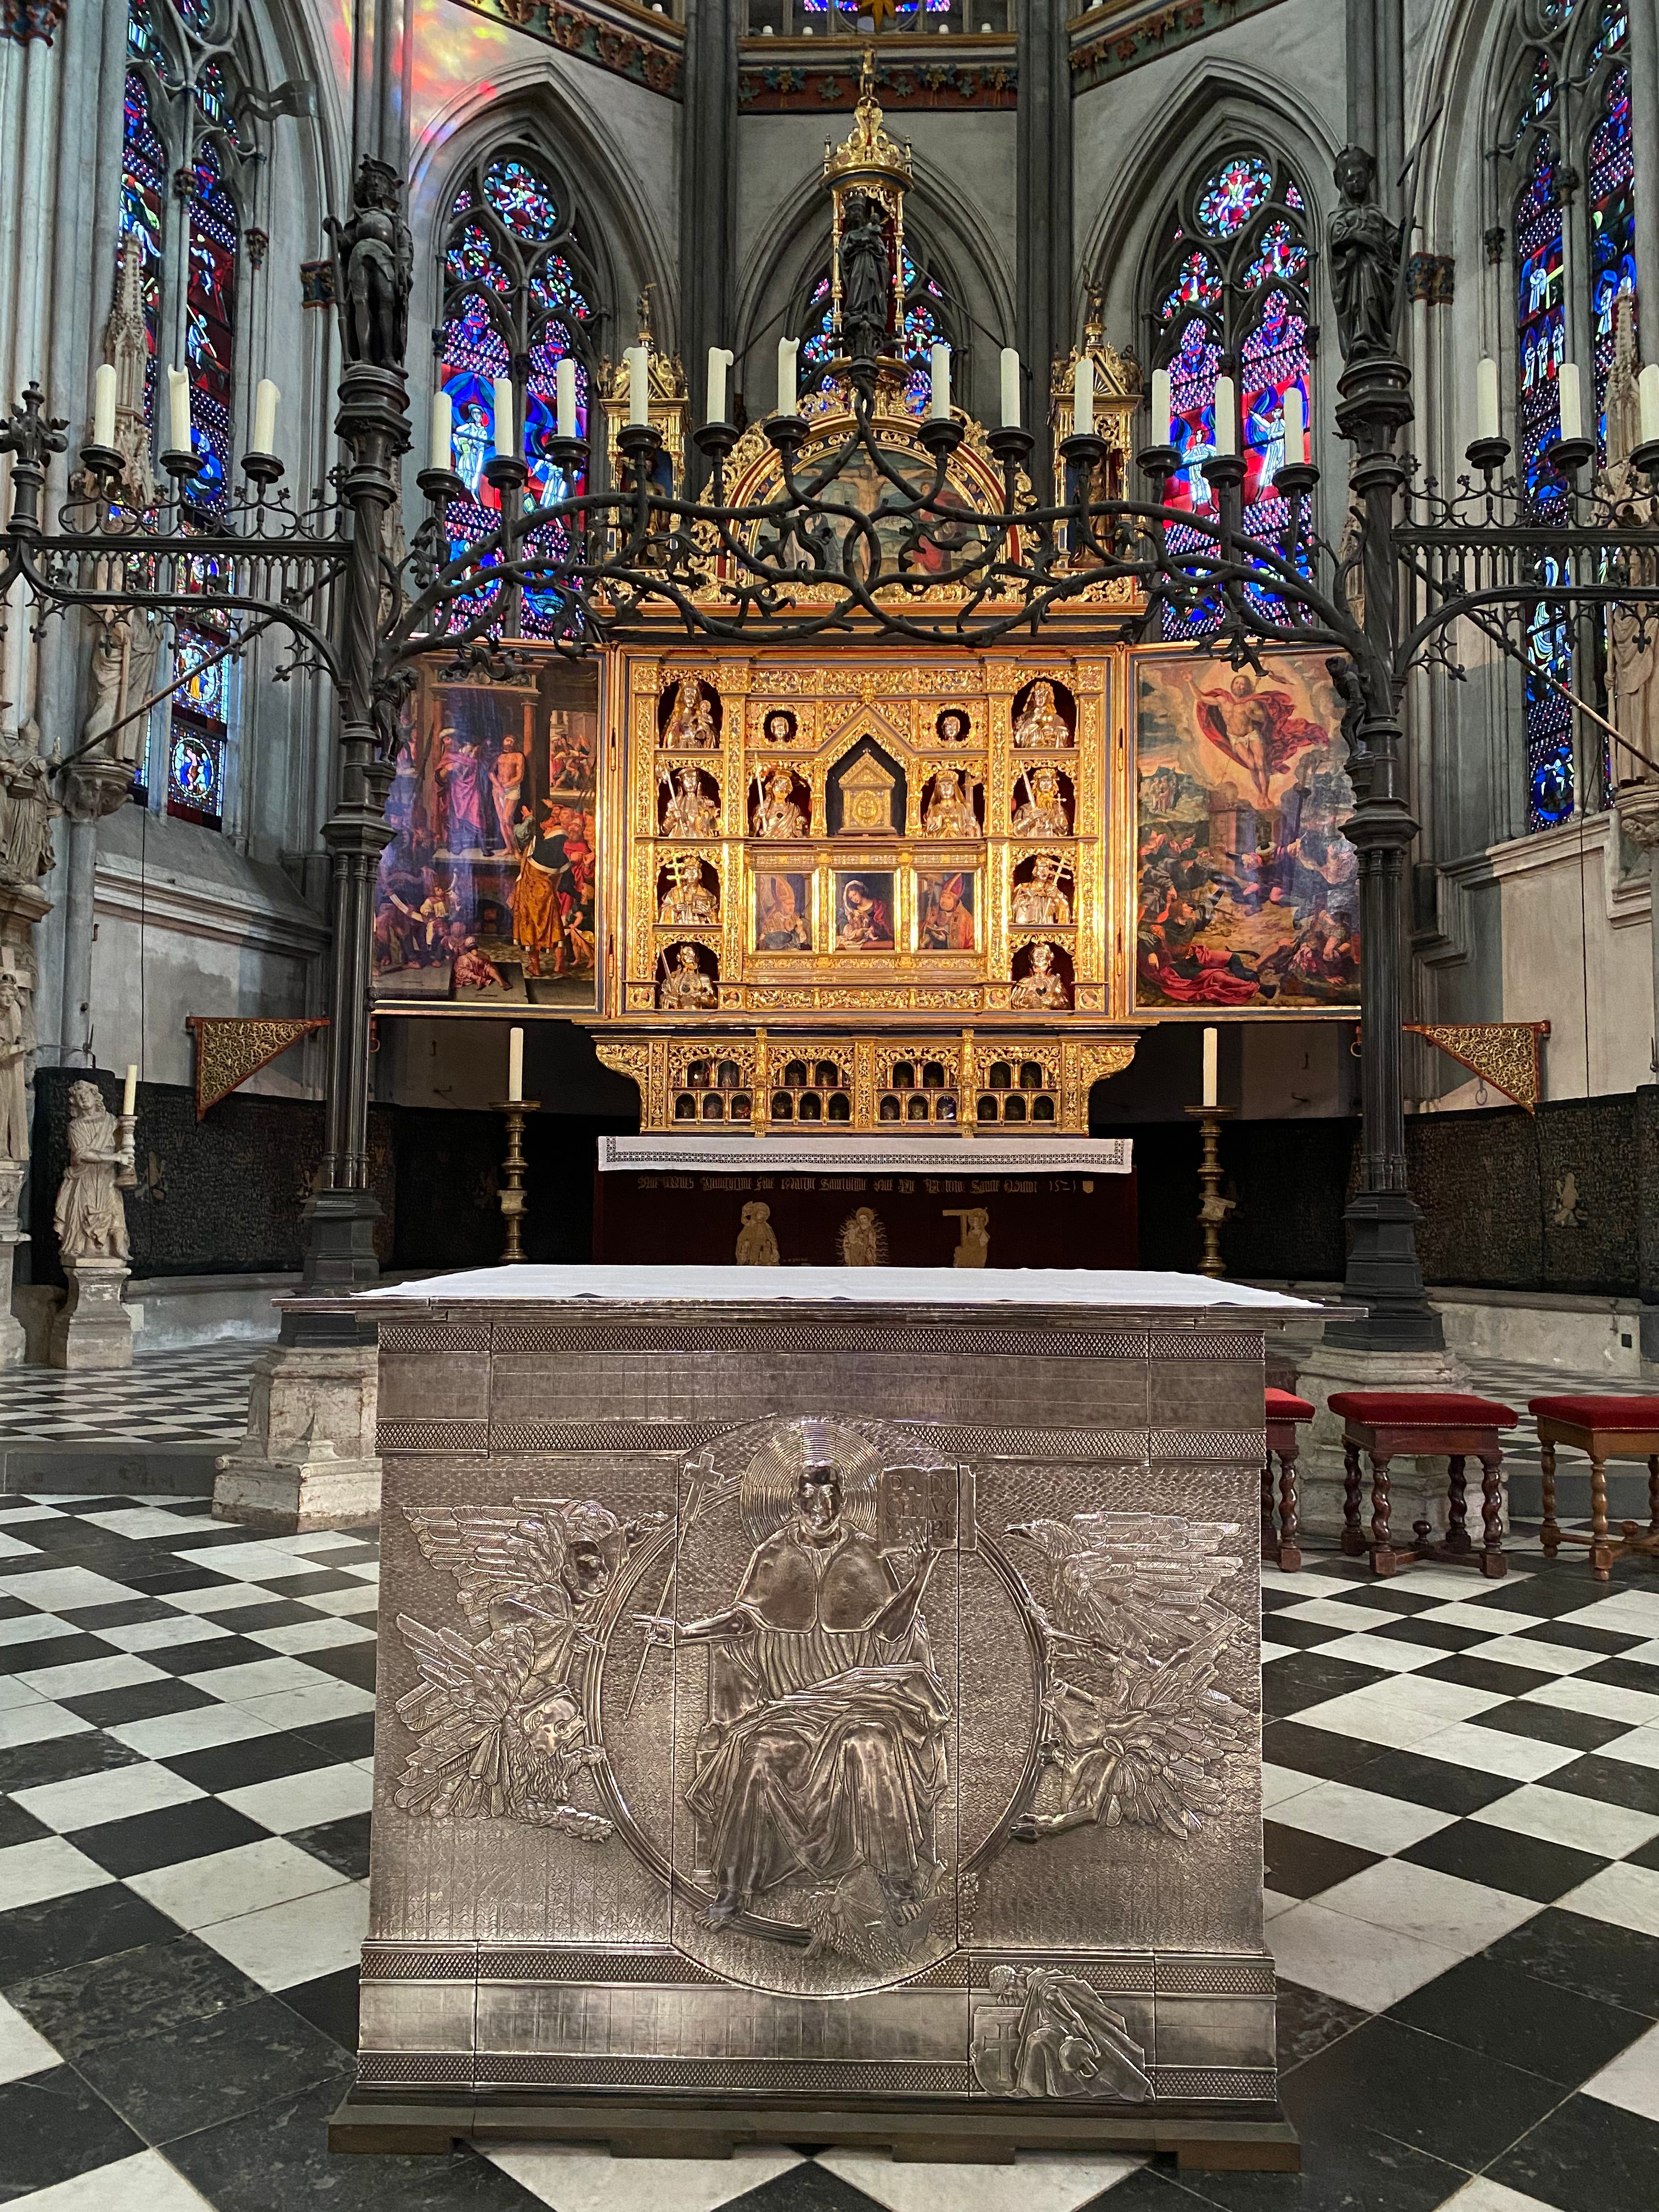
[1016,0,1073,488]
[48,1254,133,1369]
[212,1338,380,1531]
[57,759,132,1066]
[679,0,738,490]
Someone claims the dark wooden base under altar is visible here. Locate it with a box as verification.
[592,1166,1137,1268]
[330,2092,1300,2171]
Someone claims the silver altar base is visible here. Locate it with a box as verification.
[331,1265,1308,2171]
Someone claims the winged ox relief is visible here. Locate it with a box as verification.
[392,1499,664,1837]
[1002,1511,1251,1843]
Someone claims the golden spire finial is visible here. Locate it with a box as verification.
[823,46,912,188]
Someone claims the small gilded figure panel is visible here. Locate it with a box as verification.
[659,674,721,749]
[1011,678,1076,748]
[755,870,812,951]
[921,766,982,837]
[918,869,977,952]
[657,940,719,1009]
[1012,763,1074,836]
[659,763,720,837]
[834,870,896,951]
[1012,852,1074,927]
[1011,941,1073,1010]
[657,853,720,927]
[751,764,811,839]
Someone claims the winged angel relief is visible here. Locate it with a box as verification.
[1004,1511,1250,1842]
[392,1499,662,1837]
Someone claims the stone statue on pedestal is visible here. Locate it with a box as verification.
[838,190,890,365]
[326,156,414,371]
[1327,146,1402,365]
[0,974,27,1164]
[1601,296,1659,778]
[47,1080,134,1371]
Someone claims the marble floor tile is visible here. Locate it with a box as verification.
[1312,1857,1541,1955]
[1471,1780,1659,1856]
[1595,1724,1659,1771]
[229,1679,377,1731]
[104,1705,280,1761]
[218,1763,373,1835]
[0,1991,59,2085]
[818,2151,1146,2212]
[1523,1677,1659,1725]
[1580,2018,1659,2123]
[245,1617,375,1656]
[14,1654,167,1702]
[1267,1778,1456,1854]
[0,1836,114,1911]
[7,2147,218,2208]
[1558,1858,1659,1938]
[13,1759,205,1834]
[126,1837,351,1932]
[97,1616,237,1656]
[194,1876,370,1990]
[1267,1899,1464,2008]
[1410,1719,1582,1781]
[0,1702,88,1752]
[1296,1677,1510,1751]
[479,2143,805,2212]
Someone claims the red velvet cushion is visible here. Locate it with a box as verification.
[1528,1395,1659,1430]
[1266,1389,1315,1421]
[1328,1390,1518,1427]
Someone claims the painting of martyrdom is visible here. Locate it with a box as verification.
[918,870,975,952]
[755,871,811,951]
[834,871,895,952]
[1135,652,1358,1009]
[373,661,598,1007]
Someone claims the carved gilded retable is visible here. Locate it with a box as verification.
[329,1265,1307,2171]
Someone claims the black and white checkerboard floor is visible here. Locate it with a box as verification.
[0,1348,259,1446]
[0,1496,1654,2212]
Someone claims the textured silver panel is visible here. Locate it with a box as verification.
[1150,1432,1266,1461]
[356,2055,475,2086]
[360,1946,477,1982]
[381,1322,492,1353]
[1153,2068,1278,2100]
[477,1950,724,1985]
[490,1321,1152,1359]
[376,1419,489,1453]
[490,1420,737,1455]
[1149,1332,1260,1361]
[1156,1957,1277,1996]
[472,2055,975,2093]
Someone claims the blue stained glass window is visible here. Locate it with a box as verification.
[119,70,165,421]
[1240,290,1310,533]
[483,158,561,242]
[184,138,238,515]
[1590,63,1638,457]
[1159,250,1222,322]
[1590,2,1626,59]
[168,625,227,826]
[1195,155,1273,239]
[1243,221,1308,291]
[1516,137,1572,826]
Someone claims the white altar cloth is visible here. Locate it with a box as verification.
[596,1134,1133,1173]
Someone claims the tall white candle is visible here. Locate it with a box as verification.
[706,345,735,425]
[929,341,951,420]
[1213,374,1237,456]
[1640,363,1659,447]
[555,357,577,441]
[166,365,191,454]
[507,1026,524,1104]
[1150,366,1172,448]
[1558,360,1583,444]
[1477,357,1502,442]
[1201,1028,1218,1109]
[1074,354,1095,437]
[430,387,453,473]
[1282,383,1305,467]
[122,1064,137,1117]
[627,345,651,427]
[777,335,800,416]
[1000,346,1021,428]
[250,378,279,456]
[493,376,516,456]
[92,363,116,448]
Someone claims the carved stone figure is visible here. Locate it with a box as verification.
[661,765,719,837]
[636,1457,948,1934]
[922,769,979,837]
[838,189,890,363]
[393,1499,662,1833]
[752,766,807,839]
[54,1079,129,1260]
[1003,1513,1249,1842]
[1012,764,1070,835]
[1328,145,1402,364]
[972,1965,1152,2101]
[664,676,718,748]
[1013,854,1071,927]
[658,944,717,1010]
[102,238,156,511]
[735,1200,780,1267]
[326,156,414,370]
[1601,295,1659,772]
[1013,680,1070,748]
[0,735,56,883]
[1011,943,1070,1011]
[659,853,718,927]
[0,974,27,1163]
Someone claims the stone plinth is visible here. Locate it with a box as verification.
[329,1263,1310,2170]
[48,1256,133,1369]
[0,1161,27,1367]
[212,1340,379,1531]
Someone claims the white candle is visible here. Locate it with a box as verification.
[1640,363,1659,447]
[1075,354,1094,437]
[929,341,951,420]
[777,335,800,416]
[555,357,577,441]
[1213,374,1237,456]
[1201,1028,1218,1109]
[627,345,651,427]
[507,1026,524,1104]
[1000,346,1021,428]
[166,365,191,454]
[493,377,516,456]
[430,387,452,473]
[1558,360,1582,444]
[1282,383,1305,467]
[122,1064,137,1117]
[706,345,735,425]
[1150,366,1172,448]
[92,363,116,448]
[1477,357,1502,442]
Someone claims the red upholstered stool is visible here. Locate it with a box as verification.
[1327,1391,1520,1578]
[1528,1396,1659,1581]
[1263,1389,1313,1572]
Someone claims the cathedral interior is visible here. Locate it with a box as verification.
[0,2,1654,2209]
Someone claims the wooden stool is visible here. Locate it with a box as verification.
[1328,1391,1519,1578]
[1263,1388,1312,1571]
[1528,1395,1659,1581]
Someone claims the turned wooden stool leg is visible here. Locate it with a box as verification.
[1539,1440,1560,1556]
[1342,1438,1365,1556]
[1478,1449,1506,1578]
[1589,1454,1613,1581]
[1261,1454,1277,1561]
[1444,1454,1471,1556]
[1369,1452,1397,1576]
[1278,1442,1302,1572]
[1648,1454,1659,1538]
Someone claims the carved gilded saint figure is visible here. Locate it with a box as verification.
[1012,680,1070,748]
[1012,764,1070,835]
[921,768,979,837]
[659,854,719,927]
[752,766,808,839]
[664,676,719,748]
[1012,853,1072,927]
[658,944,718,1010]
[661,765,719,837]
[1012,943,1070,1011]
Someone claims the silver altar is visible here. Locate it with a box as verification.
[331,1265,1311,2170]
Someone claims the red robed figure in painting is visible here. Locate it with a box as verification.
[1195,672,1323,812]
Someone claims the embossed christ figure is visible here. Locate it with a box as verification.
[639,1461,950,1934]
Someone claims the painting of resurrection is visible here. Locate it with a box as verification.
[1135,651,1358,1009]
[373,659,598,1007]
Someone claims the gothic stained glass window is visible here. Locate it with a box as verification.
[1195,154,1273,239]
[1515,135,1573,826]
[119,69,165,419]
[183,138,238,517]
[167,624,228,826]
[437,150,595,637]
[1589,60,1637,456]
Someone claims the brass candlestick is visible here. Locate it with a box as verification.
[1184,1103,1236,1278]
[492,1098,539,1263]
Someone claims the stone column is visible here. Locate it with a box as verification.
[57,759,131,1065]
[1016,0,1072,488]
[212,1337,380,1532]
[1618,780,1659,1368]
[679,0,738,490]
[48,1255,133,1369]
